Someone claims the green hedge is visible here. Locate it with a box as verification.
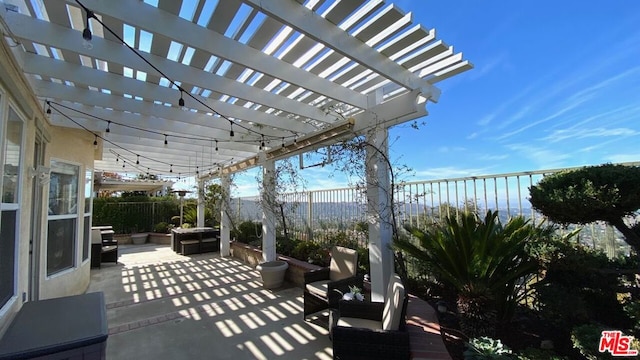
[92,196,179,234]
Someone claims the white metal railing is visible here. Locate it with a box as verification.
[231,162,639,255]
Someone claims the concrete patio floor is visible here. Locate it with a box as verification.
[87,244,333,360]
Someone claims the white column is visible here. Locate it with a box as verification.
[220,174,231,257]
[196,179,205,228]
[261,160,277,262]
[366,126,393,302]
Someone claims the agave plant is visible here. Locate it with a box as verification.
[395,210,541,338]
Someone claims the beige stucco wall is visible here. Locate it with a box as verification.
[0,36,95,335]
[0,38,42,335]
[39,126,96,300]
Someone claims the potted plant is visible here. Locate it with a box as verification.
[256,260,289,289]
[130,228,148,245]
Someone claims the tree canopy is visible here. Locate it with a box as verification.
[529,163,640,253]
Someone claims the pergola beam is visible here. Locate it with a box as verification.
[3,10,335,126]
[244,0,438,99]
[69,0,369,109]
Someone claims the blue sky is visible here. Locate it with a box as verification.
[184,1,640,197]
[392,0,640,178]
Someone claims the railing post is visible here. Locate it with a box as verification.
[307,192,313,241]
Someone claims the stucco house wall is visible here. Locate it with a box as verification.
[0,36,96,335]
[39,127,96,300]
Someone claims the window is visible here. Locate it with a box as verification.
[47,160,79,276]
[82,169,92,261]
[1,104,24,309]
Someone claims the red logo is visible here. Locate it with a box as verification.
[599,331,639,357]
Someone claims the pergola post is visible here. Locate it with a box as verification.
[220,174,231,257]
[197,179,205,228]
[366,126,394,303]
[261,159,277,262]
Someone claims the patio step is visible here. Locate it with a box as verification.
[406,294,452,360]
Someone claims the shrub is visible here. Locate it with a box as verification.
[154,222,172,233]
[623,299,640,337]
[396,210,542,337]
[516,347,568,360]
[571,324,612,360]
[464,337,513,359]
[276,236,300,256]
[232,221,262,244]
[529,163,640,256]
[529,236,634,330]
[291,241,324,265]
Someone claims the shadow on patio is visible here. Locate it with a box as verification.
[88,244,333,360]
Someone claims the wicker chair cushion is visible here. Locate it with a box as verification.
[382,274,405,331]
[91,229,103,244]
[336,317,382,331]
[305,280,330,299]
[329,246,358,282]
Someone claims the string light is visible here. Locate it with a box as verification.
[215,140,219,152]
[164,134,168,146]
[105,121,111,135]
[260,135,265,150]
[178,87,185,107]
[82,9,94,50]
[169,164,173,173]
[136,155,140,165]
[73,0,293,147]
[93,134,98,149]
[282,137,285,148]
[50,100,227,177]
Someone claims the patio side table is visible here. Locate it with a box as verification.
[0,292,108,359]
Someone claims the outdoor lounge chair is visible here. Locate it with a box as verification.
[303,246,362,319]
[331,273,409,360]
[90,228,118,268]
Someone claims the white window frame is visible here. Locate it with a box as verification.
[81,168,93,263]
[46,159,82,278]
[0,95,26,315]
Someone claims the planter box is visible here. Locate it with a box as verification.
[230,242,322,288]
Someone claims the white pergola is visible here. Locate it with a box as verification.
[1,0,471,301]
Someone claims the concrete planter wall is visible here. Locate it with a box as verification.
[230,242,322,288]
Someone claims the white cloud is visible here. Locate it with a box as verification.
[415,166,492,180]
[604,154,640,163]
[469,52,509,80]
[477,154,509,161]
[506,143,571,169]
[497,95,590,140]
[438,146,466,153]
[543,127,639,143]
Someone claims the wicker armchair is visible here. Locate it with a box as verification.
[331,273,409,360]
[303,246,362,319]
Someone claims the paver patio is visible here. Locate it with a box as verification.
[88,244,450,359]
[88,244,333,359]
